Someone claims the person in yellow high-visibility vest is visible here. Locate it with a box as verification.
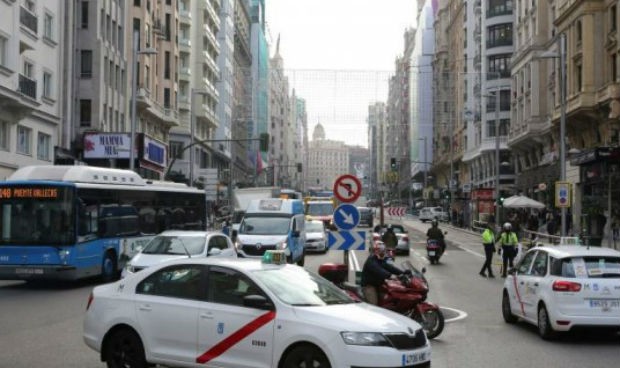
[479,222,496,278]
[498,222,519,277]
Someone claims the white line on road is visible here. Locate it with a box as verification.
[441,306,468,323]
[350,250,360,272]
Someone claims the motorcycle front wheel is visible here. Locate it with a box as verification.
[411,308,445,339]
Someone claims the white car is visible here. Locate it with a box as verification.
[502,245,620,339]
[84,254,431,368]
[121,231,237,278]
[304,220,327,253]
[418,207,449,223]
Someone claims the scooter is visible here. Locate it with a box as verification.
[426,239,443,264]
[318,260,445,339]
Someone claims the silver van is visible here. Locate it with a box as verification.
[419,207,449,223]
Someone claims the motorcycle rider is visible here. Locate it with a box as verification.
[426,218,446,255]
[498,222,519,277]
[361,242,403,305]
[381,225,398,250]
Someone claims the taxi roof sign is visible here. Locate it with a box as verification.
[262,250,287,265]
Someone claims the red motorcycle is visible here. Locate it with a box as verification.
[318,260,445,339]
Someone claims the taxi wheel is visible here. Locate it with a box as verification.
[104,328,147,368]
[502,291,517,324]
[281,344,331,368]
[537,304,558,340]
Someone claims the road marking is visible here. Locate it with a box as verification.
[350,250,361,271]
[441,306,468,323]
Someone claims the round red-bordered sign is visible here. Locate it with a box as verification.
[333,174,362,203]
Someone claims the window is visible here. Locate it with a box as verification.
[37,132,51,161]
[169,141,183,159]
[137,265,205,300]
[208,236,230,252]
[81,1,89,29]
[612,5,617,32]
[207,267,263,306]
[576,63,583,92]
[486,24,513,48]
[23,61,33,78]
[80,99,92,126]
[531,251,548,276]
[43,13,53,40]
[17,125,32,155]
[164,87,171,108]
[516,250,536,274]
[0,120,9,151]
[164,51,170,79]
[613,54,618,82]
[0,36,7,67]
[134,0,140,6]
[576,21,582,44]
[42,71,52,98]
[487,54,512,79]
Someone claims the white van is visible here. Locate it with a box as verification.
[419,207,449,222]
[234,198,306,266]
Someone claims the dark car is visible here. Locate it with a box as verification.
[357,206,374,227]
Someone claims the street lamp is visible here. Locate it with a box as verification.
[536,33,567,236]
[129,30,158,172]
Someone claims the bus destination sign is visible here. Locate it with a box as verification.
[0,187,59,199]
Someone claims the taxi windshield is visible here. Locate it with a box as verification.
[253,266,355,306]
[141,235,206,255]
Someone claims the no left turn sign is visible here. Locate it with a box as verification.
[333,174,362,203]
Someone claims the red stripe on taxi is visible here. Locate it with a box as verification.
[196,311,276,364]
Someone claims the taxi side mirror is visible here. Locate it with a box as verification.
[207,248,222,256]
[243,295,274,310]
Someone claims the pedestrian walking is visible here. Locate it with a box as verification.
[479,222,496,278]
[498,222,519,277]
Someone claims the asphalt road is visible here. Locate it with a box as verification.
[0,217,619,368]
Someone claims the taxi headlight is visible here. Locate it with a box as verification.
[340,332,390,346]
[277,241,288,250]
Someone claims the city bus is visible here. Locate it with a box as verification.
[0,165,206,282]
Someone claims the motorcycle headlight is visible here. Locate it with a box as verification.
[340,332,390,346]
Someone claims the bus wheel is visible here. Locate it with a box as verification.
[102,251,117,283]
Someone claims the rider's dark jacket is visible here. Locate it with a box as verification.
[360,256,403,287]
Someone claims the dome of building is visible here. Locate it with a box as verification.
[312,122,325,141]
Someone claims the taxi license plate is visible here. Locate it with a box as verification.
[428,251,436,256]
[589,299,620,311]
[403,351,428,365]
[16,268,44,275]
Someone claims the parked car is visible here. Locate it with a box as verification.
[357,206,374,227]
[419,207,449,223]
[121,230,237,278]
[372,224,410,255]
[304,219,328,253]
[502,245,620,339]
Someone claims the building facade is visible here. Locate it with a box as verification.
[306,123,349,191]
[367,102,386,200]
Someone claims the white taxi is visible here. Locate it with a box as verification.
[502,245,620,339]
[84,251,431,368]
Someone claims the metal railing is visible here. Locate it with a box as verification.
[18,74,37,99]
[20,6,38,34]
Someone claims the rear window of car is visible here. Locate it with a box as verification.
[550,256,620,278]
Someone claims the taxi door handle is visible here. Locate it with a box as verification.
[138,304,152,312]
[200,312,214,320]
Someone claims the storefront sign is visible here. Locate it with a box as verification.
[141,135,167,168]
[83,133,131,159]
[471,188,494,200]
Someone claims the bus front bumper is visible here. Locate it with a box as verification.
[0,265,79,281]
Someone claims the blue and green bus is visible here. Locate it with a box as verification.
[0,165,206,282]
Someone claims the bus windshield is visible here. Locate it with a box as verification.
[306,203,333,216]
[0,185,75,245]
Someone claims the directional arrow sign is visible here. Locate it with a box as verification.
[333,203,360,230]
[328,231,366,251]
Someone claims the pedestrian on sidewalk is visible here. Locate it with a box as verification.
[479,222,496,278]
[498,222,519,277]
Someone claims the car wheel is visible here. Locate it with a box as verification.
[101,251,118,283]
[502,291,517,324]
[537,304,558,340]
[281,344,331,368]
[104,328,147,368]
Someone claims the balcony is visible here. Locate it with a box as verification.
[179,67,191,81]
[20,6,38,35]
[179,38,191,52]
[18,74,37,99]
[486,38,513,49]
[486,7,512,18]
[179,10,191,24]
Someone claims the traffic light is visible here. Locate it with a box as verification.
[296,163,302,173]
[259,133,269,151]
[390,157,397,171]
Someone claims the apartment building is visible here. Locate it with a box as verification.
[169,0,220,184]
[0,0,65,179]
[367,102,386,199]
[117,0,179,179]
[291,94,307,192]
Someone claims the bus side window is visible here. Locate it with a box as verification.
[78,204,98,240]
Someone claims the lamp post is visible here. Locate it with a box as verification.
[129,30,157,172]
[536,33,567,236]
[418,137,428,206]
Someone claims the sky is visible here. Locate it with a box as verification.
[265,0,417,147]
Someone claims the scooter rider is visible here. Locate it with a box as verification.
[381,225,398,250]
[426,218,446,255]
[361,242,403,305]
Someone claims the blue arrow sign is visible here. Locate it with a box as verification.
[333,204,360,230]
[328,231,366,250]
